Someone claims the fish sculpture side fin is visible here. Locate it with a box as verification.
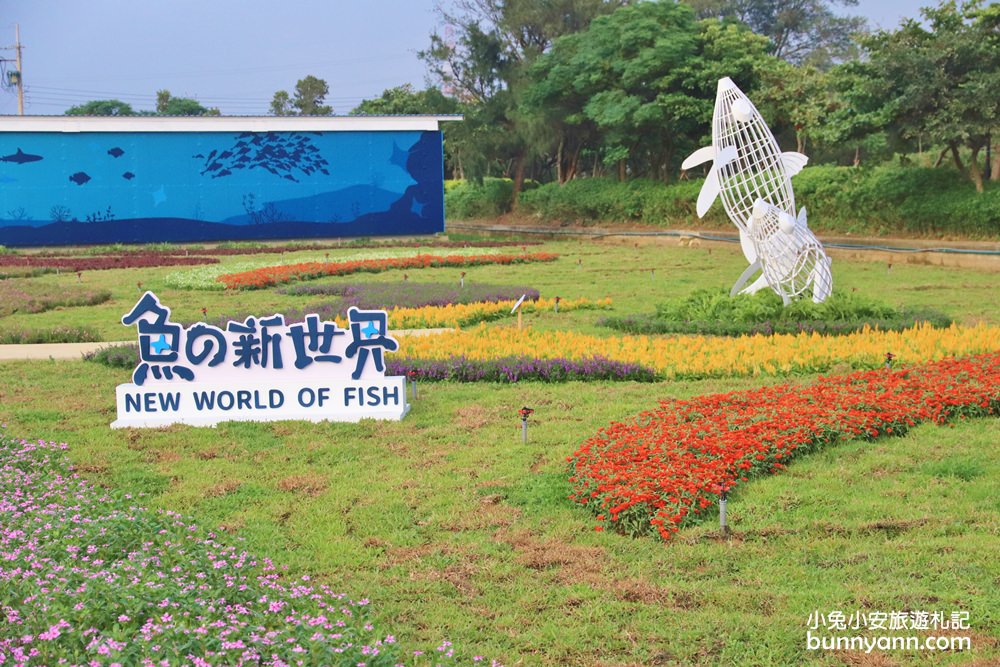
[797,206,808,228]
[730,259,762,297]
[695,145,737,218]
[681,145,716,170]
[810,256,833,303]
[739,274,770,296]
[739,228,757,263]
[780,151,809,177]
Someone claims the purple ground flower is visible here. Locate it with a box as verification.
[0,430,492,666]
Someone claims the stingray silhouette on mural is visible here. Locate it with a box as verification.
[196,132,330,183]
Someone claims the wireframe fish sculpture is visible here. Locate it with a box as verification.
[682,77,832,303]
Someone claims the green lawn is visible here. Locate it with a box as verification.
[1,237,998,666]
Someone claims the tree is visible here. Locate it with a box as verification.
[64,99,136,116]
[421,0,627,201]
[686,0,867,69]
[350,84,459,116]
[863,0,1000,191]
[270,90,293,116]
[524,7,775,181]
[270,75,334,116]
[154,89,219,116]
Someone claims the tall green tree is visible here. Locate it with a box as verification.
[64,99,136,116]
[270,76,333,116]
[685,0,867,68]
[525,6,774,181]
[421,0,627,200]
[350,84,459,116]
[863,0,1000,191]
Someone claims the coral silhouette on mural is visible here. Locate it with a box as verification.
[683,77,832,304]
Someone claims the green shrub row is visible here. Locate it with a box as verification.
[444,166,999,238]
[600,288,953,337]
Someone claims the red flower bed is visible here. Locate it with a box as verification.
[568,351,1000,541]
[0,254,217,271]
[218,252,560,290]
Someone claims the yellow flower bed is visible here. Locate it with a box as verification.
[396,322,1000,378]
[334,297,612,330]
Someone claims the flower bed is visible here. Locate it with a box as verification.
[398,322,999,379]
[217,253,559,290]
[0,254,217,271]
[165,248,531,291]
[0,282,111,318]
[567,351,1000,540]
[278,282,541,309]
[387,355,656,382]
[0,431,492,666]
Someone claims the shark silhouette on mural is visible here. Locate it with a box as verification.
[196,132,330,182]
[1,148,44,164]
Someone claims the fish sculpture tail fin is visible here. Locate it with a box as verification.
[797,206,808,228]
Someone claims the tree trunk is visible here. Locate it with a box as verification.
[853,146,861,167]
[949,142,967,175]
[556,137,565,185]
[511,151,526,211]
[991,141,999,181]
[932,148,948,168]
[968,145,984,193]
[564,145,579,183]
[796,132,806,154]
[617,159,626,182]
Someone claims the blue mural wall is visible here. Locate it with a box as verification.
[0,129,444,246]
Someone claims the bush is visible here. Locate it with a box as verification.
[445,178,516,218]
[0,326,100,344]
[509,167,998,237]
[600,288,953,336]
[83,342,139,368]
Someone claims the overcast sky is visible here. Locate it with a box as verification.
[0,0,933,117]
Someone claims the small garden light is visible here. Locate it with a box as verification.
[76,271,82,282]
[554,296,561,313]
[885,351,895,369]
[201,307,208,319]
[519,406,534,443]
[719,487,731,535]
[407,369,419,400]
[460,271,466,288]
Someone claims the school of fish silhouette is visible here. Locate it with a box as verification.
[683,77,833,304]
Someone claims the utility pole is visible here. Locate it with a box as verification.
[15,24,23,115]
[2,24,24,115]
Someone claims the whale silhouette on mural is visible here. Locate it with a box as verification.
[196,132,329,182]
[1,148,43,164]
[107,147,125,158]
[123,171,136,180]
[69,171,91,185]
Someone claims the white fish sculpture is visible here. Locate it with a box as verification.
[682,76,832,303]
[747,199,833,303]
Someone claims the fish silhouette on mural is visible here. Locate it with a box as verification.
[107,147,125,158]
[69,171,91,185]
[196,132,329,182]
[0,148,43,164]
[122,172,136,180]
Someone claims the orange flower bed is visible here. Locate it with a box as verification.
[217,253,559,290]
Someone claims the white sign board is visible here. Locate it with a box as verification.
[112,292,409,428]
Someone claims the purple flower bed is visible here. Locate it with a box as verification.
[0,430,492,667]
[387,356,658,383]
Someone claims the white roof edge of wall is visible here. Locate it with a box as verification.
[0,115,464,132]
